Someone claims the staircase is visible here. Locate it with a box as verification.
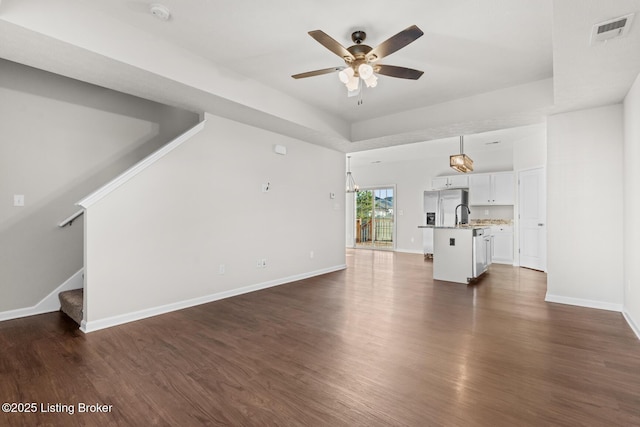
[58,289,83,325]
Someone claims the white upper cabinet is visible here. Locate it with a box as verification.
[432,175,469,189]
[469,174,491,204]
[492,172,515,205]
[469,172,514,205]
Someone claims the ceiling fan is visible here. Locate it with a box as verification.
[292,25,424,94]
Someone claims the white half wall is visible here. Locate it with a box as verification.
[624,72,640,338]
[0,58,199,314]
[546,104,624,308]
[83,114,346,328]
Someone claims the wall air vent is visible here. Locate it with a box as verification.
[590,13,634,45]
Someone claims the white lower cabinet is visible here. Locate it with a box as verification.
[491,225,513,264]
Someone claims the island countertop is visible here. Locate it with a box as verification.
[417,225,481,230]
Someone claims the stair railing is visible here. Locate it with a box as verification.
[58,209,84,228]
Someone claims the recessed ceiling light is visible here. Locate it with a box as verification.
[485,141,500,145]
[150,3,171,21]
[371,160,382,163]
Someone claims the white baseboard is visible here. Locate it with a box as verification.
[545,293,623,312]
[623,311,640,341]
[394,248,424,255]
[81,264,346,333]
[0,269,84,322]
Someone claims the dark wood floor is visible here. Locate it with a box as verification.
[2,249,640,426]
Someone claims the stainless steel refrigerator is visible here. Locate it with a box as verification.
[422,189,469,256]
[424,189,469,227]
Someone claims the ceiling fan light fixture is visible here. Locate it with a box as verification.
[293,25,424,97]
[364,74,378,88]
[358,63,374,80]
[338,67,354,84]
[346,75,360,92]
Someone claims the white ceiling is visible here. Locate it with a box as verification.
[81,0,554,122]
[0,0,639,154]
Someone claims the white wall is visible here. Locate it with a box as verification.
[546,104,624,310]
[624,73,640,336]
[82,114,345,330]
[0,59,199,314]
[513,125,547,171]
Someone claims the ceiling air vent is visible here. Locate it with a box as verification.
[590,13,634,45]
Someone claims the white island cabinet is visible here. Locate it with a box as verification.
[433,227,490,284]
[469,172,514,205]
[433,228,473,283]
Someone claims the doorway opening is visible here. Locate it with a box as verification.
[355,187,395,250]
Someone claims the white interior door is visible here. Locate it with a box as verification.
[518,167,546,271]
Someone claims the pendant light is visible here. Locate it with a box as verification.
[450,135,474,173]
[346,156,360,193]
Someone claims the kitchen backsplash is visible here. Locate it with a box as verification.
[468,205,513,222]
[469,218,513,226]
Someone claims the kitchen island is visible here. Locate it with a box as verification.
[432,226,491,284]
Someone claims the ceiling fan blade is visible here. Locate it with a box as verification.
[308,30,355,61]
[367,25,424,62]
[292,67,343,79]
[375,65,424,80]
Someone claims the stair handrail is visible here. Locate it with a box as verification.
[58,209,84,228]
[77,120,206,209]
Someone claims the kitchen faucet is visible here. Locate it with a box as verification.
[454,204,471,227]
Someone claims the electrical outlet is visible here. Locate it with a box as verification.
[310,251,314,259]
[261,258,267,267]
[218,264,225,275]
[257,259,262,268]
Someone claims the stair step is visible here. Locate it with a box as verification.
[59,289,83,326]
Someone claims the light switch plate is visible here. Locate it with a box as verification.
[13,195,25,207]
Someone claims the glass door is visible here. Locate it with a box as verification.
[355,187,394,250]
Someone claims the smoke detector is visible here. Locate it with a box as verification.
[590,13,634,45]
[150,4,171,21]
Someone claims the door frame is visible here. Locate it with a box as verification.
[353,184,397,251]
[517,166,547,271]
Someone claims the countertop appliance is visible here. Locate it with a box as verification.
[422,189,469,256]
